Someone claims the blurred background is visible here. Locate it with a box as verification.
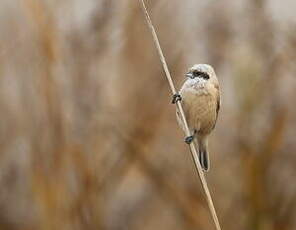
[0,0,296,229]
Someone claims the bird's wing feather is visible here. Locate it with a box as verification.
[212,85,220,129]
[216,92,220,117]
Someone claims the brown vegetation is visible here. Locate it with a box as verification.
[0,0,295,230]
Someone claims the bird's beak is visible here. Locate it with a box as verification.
[185,72,193,79]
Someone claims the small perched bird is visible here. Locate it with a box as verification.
[172,64,220,171]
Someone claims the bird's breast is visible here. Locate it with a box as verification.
[180,85,217,135]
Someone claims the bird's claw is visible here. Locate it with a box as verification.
[185,135,194,144]
[172,93,182,104]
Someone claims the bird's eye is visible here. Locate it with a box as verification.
[193,71,209,80]
[201,73,209,80]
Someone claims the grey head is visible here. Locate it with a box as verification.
[185,64,217,83]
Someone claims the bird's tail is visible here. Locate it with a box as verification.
[197,138,210,172]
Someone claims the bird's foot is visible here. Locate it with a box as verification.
[172,93,182,104]
[184,135,194,144]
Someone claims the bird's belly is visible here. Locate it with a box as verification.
[181,90,217,135]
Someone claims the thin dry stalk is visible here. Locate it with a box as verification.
[138,1,222,230]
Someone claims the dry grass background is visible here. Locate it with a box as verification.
[0,0,296,230]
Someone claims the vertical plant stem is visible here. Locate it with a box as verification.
[138,1,222,230]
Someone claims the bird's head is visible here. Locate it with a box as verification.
[185,64,217,83]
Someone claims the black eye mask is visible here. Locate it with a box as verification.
[193,71,210,80]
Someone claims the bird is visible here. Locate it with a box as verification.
[172,64,221,171]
